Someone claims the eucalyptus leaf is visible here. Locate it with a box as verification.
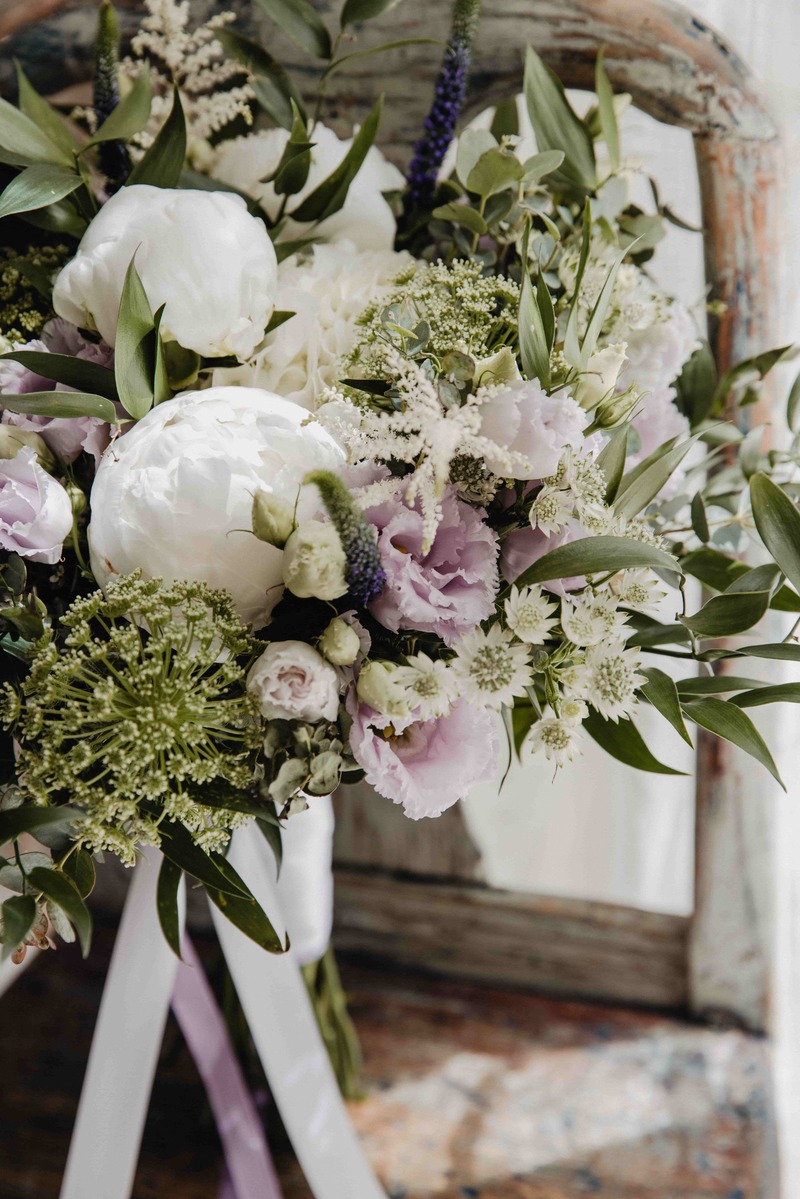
[523,45,596,192]
[28,866,92,956]
[750,472,800,596]
[640,667,692,745]
[431,201,487,235]
[127,86,186,188]
[514,534,681,590]
[291,97,382,223]
[522,149,565,184]
[0,390,118,422]
[254,0,332,59]
[466,148,524,198]
[0,164,82,221]
[83,68,152,149]
[681,697,784,788]
[1,350,118,399]
[1,894,37,962]
[584,709,686,774]
[157,857,183,959]
[455,129,496,189]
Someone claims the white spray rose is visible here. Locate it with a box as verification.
[213,240,413,411]
[282,521,347,601]
[53,186,278,360]
[247,641,339,722]
[574,343,628,410]
[88,388,344,628]
[0,447,73,564]
[356,660,412,720]
[318,617,361,666]
[212,124,404,251]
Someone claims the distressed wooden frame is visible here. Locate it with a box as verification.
[3,0,780,1032]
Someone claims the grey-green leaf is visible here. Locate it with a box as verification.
[750,472,800,596]
[83,68,152,149]
[594,49,620,171]
[0,391,118,422]
[341,0,404,25]
[595,425,628,502]
[681,697,784,789]
[513,534,682,589]
[28,866,92,957]
[15,61,79,160]
[0,96,74,169]
[114,256,156,419]
[518,263,550,386]
[127,86,186,188]
[614,437,695,518]
[290,96,382,223]
[1,350,118,399]
[523,45,597,192]
[640,667,693,745]
[0,164,82,220]
[1,894,37,962]
[254,0,332,59]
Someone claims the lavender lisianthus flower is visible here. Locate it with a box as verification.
[349,695,499,819]
[476,378,587,480]
[366,484,498,645]
[0,447,73,564]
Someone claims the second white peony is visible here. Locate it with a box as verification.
[53,186,278,360]
[88,387,344,628]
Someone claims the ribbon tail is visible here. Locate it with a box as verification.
[171,933,284,1199]
[210,825,386,1199]
[60,846,184,1199]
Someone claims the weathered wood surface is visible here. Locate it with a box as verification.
[0,1,781,1032]
[334,867,690,1008]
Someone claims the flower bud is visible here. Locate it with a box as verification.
[593,388,640,429]
[252,490,295,548]
[473,345,521,388]
[573,343,627,411]
[0,425,55,473]
[66,482,87,518]
[282,520,347,601]
[319,617,360,666]
[356,660,411,719]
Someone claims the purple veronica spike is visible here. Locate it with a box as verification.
[304,471,387,607]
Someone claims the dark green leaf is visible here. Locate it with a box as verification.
[15,61,79,160]
[615,437,695,518]
[1,894,37,962]
[787,367,800,434]
[1,350,118,399]
[750,472,800,596]
[680,588,773,637]
[159,820,249,898]
[584,709,687,774]
[523,46,596,192]
[257,814,283,876]
[0,164,82,220]
[0,391,118,422]
[594,49,619,171]
[640,667,692,745]
[536,269,555,353]
[156,857,183,959]
[18,196,85,237]
[732,683,800,708]
[265,309,296,334]
[711,345,795,416]
[114,256,156,420]
[29,866,92,956]
[62,849,96,898]
[514,534,681,590]
[0,805,80,847]
[204,857,286,953]
[595,425,628,503]
[191,779,281,824]
[253,0,332,59]
[674,341,717,426]
[676,675,767,696]
[690,492,710,543]
[341,0,403,25]
[291,97,382,223]
[216,29,306,129]
[734,643,800,662]
[83,68,152,149]
[272,102,314,195]
[127,86,186,188]
[0,95,74,169]
[682,697,784,788]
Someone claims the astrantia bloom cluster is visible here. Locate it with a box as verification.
[4,576,262,865]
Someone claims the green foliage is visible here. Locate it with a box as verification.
[291,97,383,222]
[0,164,82,221]
[681,697,784,789]
[1,894,37,962]
[253,0,333,59]
[127,87,186,188]
[29,865,92,956]
[523,46,597,192]
[514,535,682,590]
[584,710,687,774]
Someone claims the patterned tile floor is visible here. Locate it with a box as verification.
[0,925,776,1198]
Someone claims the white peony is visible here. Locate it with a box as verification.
[88,387,344,628]
[211,123,404,251]
[53,186,278,360]
[214,240,413,411]
[247,641,339,723]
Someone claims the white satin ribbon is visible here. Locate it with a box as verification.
[211,824,386,1199]
[60,846,185,1199]
[275,794,335,967]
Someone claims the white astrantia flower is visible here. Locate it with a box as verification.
[559,696,589,725]
[613,569,667,615]
[569,641,645,723]
[504,585,558,645]
[211,124,404,251]
[53,186,277,360]
[560,595,610,647]
[214,241,414,411]
[529,486,574,536]
[451,624,534,710]
[527,716,581,766]
[88,387,344,629]
[396,653,453,720]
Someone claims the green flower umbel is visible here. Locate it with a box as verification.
[3,576,262,865]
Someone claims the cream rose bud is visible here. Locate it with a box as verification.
[574,343,628,411]
[52,185,278,360]
[473,345,521,388]
[247,641,340,723]
[252,491,295,549]
[282,521,347,601]
[319,617,360,667]
[356,660,412,720]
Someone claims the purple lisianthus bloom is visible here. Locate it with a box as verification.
[365,485,498,645]
[0,447,73,564]
[0,319,114,465]
[349,694,499,819]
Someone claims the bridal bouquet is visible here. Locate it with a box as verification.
[1,0,799,966]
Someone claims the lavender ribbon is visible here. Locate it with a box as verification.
[171,935,284,1199]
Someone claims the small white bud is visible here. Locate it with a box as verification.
[319,617,360,666]
[282,520,347,601]
[252,490,295,548]
[356,660,412,719]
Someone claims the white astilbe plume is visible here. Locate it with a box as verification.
[316,351,531,550]
[123,0,254,154]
